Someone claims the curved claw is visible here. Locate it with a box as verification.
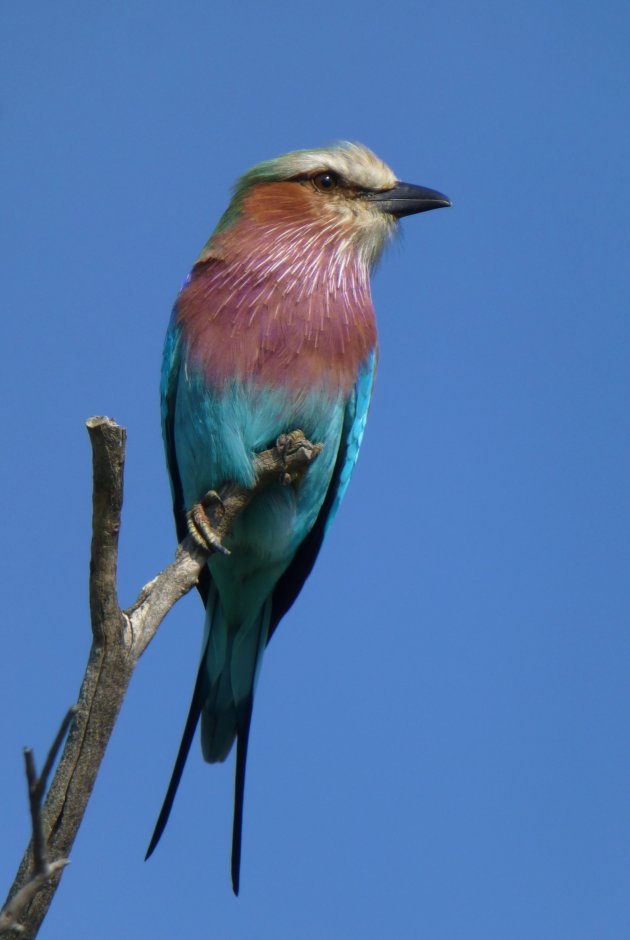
[186,499,231,556]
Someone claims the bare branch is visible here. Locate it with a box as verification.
[0,861,69,937]
[34,708,78,805]
[86,416,127,645]
[2,419,322,938]
[125,537,208,657]
[24,751,47,877]
[0,709,76,936]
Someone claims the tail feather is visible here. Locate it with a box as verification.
[200,596,238,762]
[145,650,207,859]
[147,583,271,894]
[229,599,270,894]
[200,593,271,762]
[231,703,253,896]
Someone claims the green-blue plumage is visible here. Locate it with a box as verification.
[147,141,449,895]
[150,313,376,894]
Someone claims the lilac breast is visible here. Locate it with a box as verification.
[176,218,378,397]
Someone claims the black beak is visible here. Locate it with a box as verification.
[364,182,451,218]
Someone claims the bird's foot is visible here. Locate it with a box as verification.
[276,430,324,486]
[186,491,231,555]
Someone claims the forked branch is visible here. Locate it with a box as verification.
[0,709,75,936]
[1,418,322,938]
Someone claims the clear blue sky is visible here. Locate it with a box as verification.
[2,2,629,938]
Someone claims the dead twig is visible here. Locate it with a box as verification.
[0,708,76,936]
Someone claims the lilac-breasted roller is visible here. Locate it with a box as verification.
[147,142,450,892]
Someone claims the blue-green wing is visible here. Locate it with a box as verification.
[161,319,214,604]
[268,350,377,640]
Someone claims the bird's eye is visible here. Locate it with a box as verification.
[312,172,339,193]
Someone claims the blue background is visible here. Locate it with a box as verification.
[2,2,629,937]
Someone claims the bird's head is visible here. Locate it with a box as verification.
[200,142,450,272]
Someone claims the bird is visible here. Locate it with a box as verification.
[147,142,450,893]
